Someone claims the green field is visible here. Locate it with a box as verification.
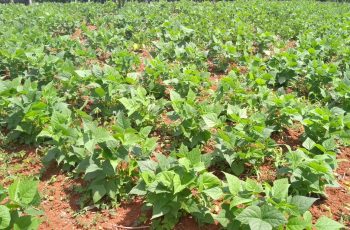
[0,1,350,229]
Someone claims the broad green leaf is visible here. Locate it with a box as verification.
[13,216,41,230]
[198,172,221,191]
[230,196,253,207]
[286,216,306,230]
[155,153,171,171]
[245,179,264,193]
[0,205,10,229]
[322,138,336,151]
[85,164,102,174]
[186,148,202,165]
[95,87,106,97]
[203,186,223,200]
[170,90,182,102]
[8,179,39,206]
[315,216,344,230]
[248,218,272,230]
[303,211,313,229]
[130,182,147,196]
[289,196,318,214]
[24,207,44,216]
[174,172,194,194]
[224,172,242,195]
[151,196,170,219]
[236,205,262,224]
[157,171,175,188]
[75,70,91,78]
[308,161,329,173]
[92,185,106,203]
[302,138,316,150]
[119,98,139,116]
[138,160,157,172]
[260,205,287,227]
[237,205,286,228]
[202,113,220,128]
[271,178,290,200]
[116,112,131,129]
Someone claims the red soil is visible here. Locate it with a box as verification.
[174,215,219,230]
[258,163,277,183]
[272,126,304,151]
[310,147,350,226]
[38,164,149,230]
[70,28,87,44]
[281,40,297,52]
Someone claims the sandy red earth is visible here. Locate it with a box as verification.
[310,147,350,224]
[0,141,349,229]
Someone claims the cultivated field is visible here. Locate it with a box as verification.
[0,1,349,229]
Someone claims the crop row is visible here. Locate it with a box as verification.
[0,1,349,229]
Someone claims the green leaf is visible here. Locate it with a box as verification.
[308,161,329,173]
[13,216,41,230]
[24,207,44,216]
[155,153,172,171]
[174,172,194,194]
[75,70,91,78]
[248,219,272,230]
[224,172,242,195]
[302,138,316,150]
[157,171,175,188]
[91,126,115,143]
[130,181,147,196]
[8,179,39,206]
[236,205,262,224]
[92,185,106,203]
[85,163,102,174]
[186,148,202,166]
[322,138,336,151]
[203,186,223,200]
[173,174,185,194]
[289,196,318,214]
[170,90,182,102]
[143,137,158,153]
[116,112,131,129]
[0,205,10,230]
[202,113,220,128]
[230,196,253,207]
[245,179,264,193]
[198,172,221,191]
[138,160,157,172]
[271,178,290,200]
[151,196,170,219]
[286,216,306,230]
[260,205,287,227]
[95,87,106,97]
[119,98,139,116]
[237,205,286,228]
[315,216,344,230]
[8,179,19,202]
[303,211,313,229]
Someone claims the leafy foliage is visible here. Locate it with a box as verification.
[0,1,348,229]
[0,178,42,230]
